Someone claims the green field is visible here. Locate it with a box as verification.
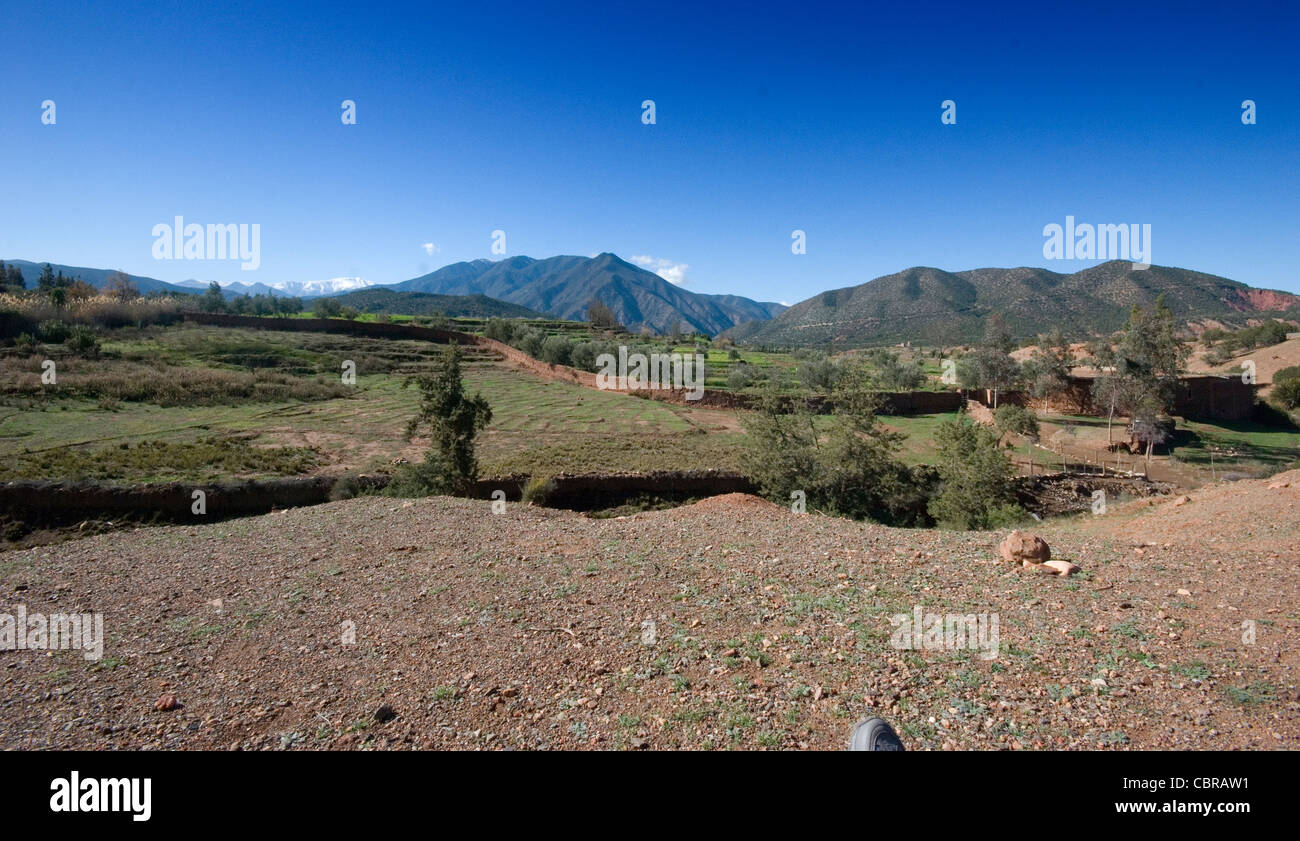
[0,324,749,482]
[2,322,1294,487]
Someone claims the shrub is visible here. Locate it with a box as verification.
[64,325,102,358]
[313,298,342,318]
[484,318,514,343]
[1274,365,1300,385]
[927,415,1025,529]
[389,344,492,496]
[14,332,40,355]
[728,363,766,390]
[797,356,842,392]
[521,475,555,505]
[540,334,574,365]
[38,320,72,343]
[515,328,544,359]
[868,349,926,390]
[993,403,1040,444]
[1273,377,1300,410]
[741,374,929,525]
[329,473,371,501]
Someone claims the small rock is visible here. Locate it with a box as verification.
[999,531,1051,565]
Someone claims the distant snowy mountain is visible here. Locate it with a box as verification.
[272,277,377,296]
[176,277,380,297]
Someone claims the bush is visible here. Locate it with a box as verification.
[540,335,574,365]
[868,349,926,390]
[993,403,1040,443]
[484,318,514,343]
[388,344,491,496]
[927,415,1025,529]
[514,328,544,359]
[64,325,101,358]
[728,363,766,390]
[797,356,842,392]
[329,473,372,501]
[38,320,72,343]
[1273,377,1300,410]
[741,377,930,525]
[521,475,555,505]
[313,298,342,318]
[14,333,40,355]
[1274,365,1300,385]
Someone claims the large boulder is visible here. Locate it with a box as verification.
[999,530,1051,566]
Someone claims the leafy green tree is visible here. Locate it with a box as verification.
[37,263,56,291]
[391,343,492,495]
[798,354,843,392]
[201,281,226,313]
[927,415,1024,529]
[313,296,342,318]
[1089,297,1187,445]
[993,403,1039,445]
[868,348,926,390]
[741,367,927,524]
[740,388,820,497]
[957,313,1021,407]
[484,318,514,343]
[1272,367,1300,410]
[541,334,574,365]
[1022,329,1073,399]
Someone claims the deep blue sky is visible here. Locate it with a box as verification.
[2,0,1297,303]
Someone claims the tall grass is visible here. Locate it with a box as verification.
[0,356,351,406]
[0,293,188,336]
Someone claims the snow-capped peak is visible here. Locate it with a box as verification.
[271,277,376,296]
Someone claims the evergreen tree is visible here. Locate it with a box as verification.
[927,414,1024,529]
[956,312,1021,407]
[201,281,227,313]
[391,343,492,495]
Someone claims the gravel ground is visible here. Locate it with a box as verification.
[2,472,1297,751]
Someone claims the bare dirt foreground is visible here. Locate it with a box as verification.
[2,473,1297,751]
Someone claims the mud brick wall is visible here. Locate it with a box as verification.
[0,476,389,526]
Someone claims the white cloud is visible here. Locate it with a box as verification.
[629,254,689,285]
[422,242,439,256]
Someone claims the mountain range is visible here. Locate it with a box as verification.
[389,253,786,335]
[174,277,378,297]
[725,261,1300,347]
[2,254,784,335]
[325,288,546,319]
[7,256,1298,344]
